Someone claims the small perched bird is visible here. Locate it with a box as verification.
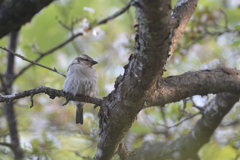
[62,54,99,124]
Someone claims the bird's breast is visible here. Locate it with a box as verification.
[63,65,98,97]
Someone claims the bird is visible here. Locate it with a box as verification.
[62,54,99,124]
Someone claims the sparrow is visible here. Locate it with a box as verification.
[62,54,99,124]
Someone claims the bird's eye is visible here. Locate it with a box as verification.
[85,59,89,61]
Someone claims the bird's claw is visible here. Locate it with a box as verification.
[62,92,74,106]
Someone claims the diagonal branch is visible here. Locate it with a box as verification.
[169,0,198,55]
[15,32,83,78]
[0,32,83,92]
[0,46,66,77]
[0,86,102,106]
[0,142,12,149]
[90,0,133,28]
[158,112,201,129]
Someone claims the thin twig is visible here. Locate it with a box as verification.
[16,32,82,78]
[0,73,3,84]
[219,9,228,29]
[178,99,187,120]
[90,0,132,28]
[75,152,92,160]
[160,107,167,126]
[184,27,239,49]
[178,108,191,116]
[220,120,240,127]
[0,33,83,92]
[58,20,72,31]
[158,112,201,129]
[58,18,83,34]
[0,46,66,77]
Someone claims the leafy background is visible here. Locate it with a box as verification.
[0,0,240,159]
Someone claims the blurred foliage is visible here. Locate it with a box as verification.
[0,0,240,159]
[200,141,240,160]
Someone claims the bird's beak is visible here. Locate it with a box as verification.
[91,60,98,65]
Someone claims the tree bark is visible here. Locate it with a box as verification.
[3,29,24,159]
[94,0,172,159]
[0,0,53,39]
[130,93,239,160]
[149,68,240,106]
[169,0,198,54]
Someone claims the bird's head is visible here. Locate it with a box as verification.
[72,54,98,68]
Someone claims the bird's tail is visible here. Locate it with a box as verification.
[76,103,84,124]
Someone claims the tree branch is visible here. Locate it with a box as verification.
[0,1,133,92]
[169,0,198,55]
[2,29,24,159]
[117,142,132,160]
[149,67,240,106]
[0,32,83,92]
[0,86,102,106]
[0,142,12,149]
[15,32,82,77]
[0,46,66,77]
[0,0,53,38]
[158,112,201,129]
[130,93,239,160]
[94,0,172,159]
[90,0,132,29]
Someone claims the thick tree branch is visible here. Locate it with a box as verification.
[169,0,198,54]
[0,0,53,39]
[0,86,102,106]
[94,0,172,159]
[130,93,239,160]
[149,67,240,106]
